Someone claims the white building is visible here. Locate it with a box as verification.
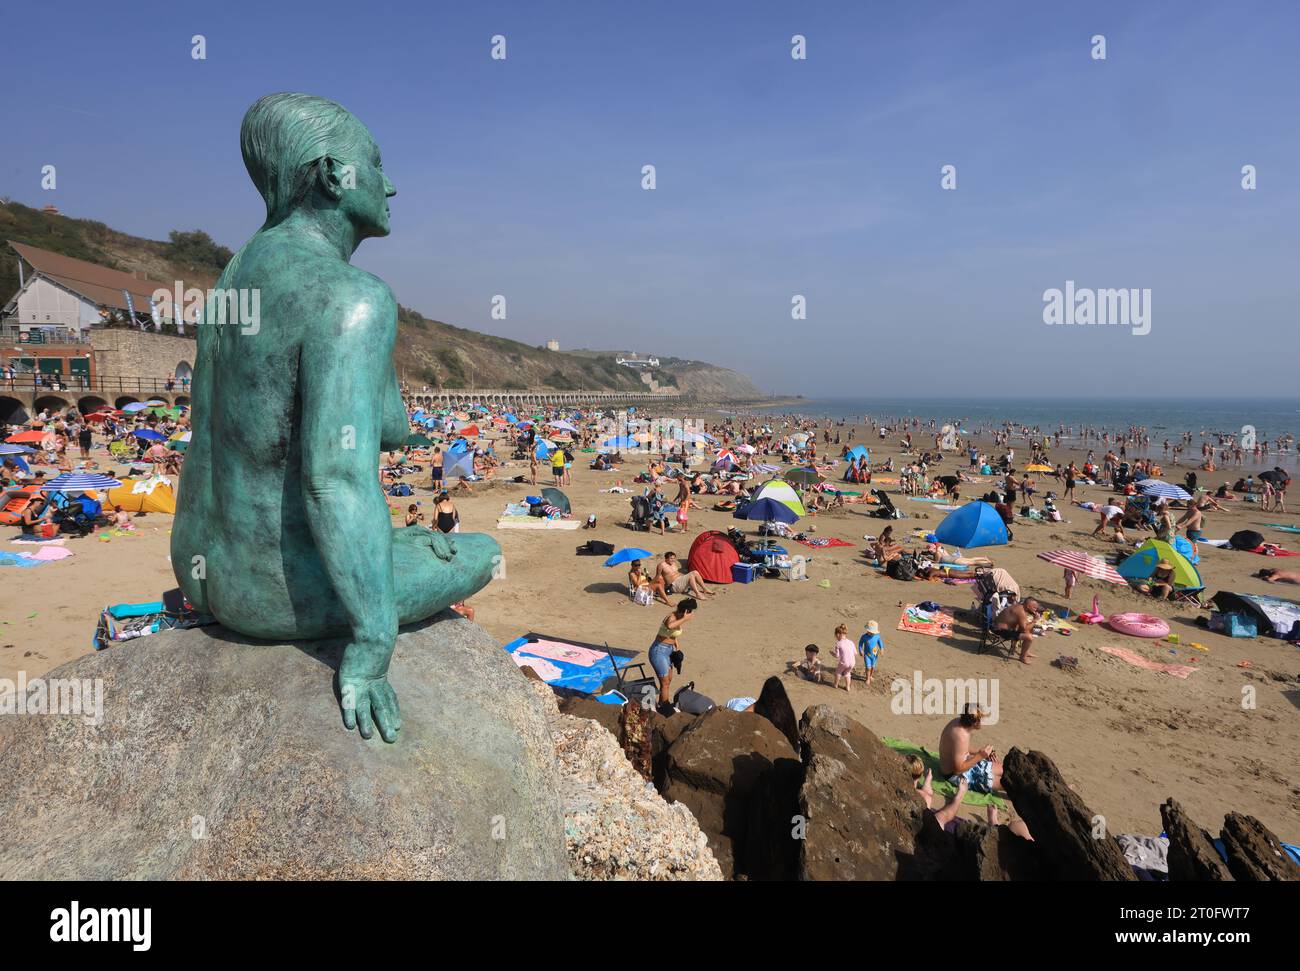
[545,339,560,351]
[2,240,184,343]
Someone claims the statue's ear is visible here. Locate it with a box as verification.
[315,156,346,201]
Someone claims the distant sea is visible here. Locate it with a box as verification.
[749,397,1300,451]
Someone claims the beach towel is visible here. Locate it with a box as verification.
[1098,645,1197,678]
[795,537,855,549]
[1264,523,1300,534]
[0,550,45,568]
[881,737,1007,809]
[907,497,956,504]
[19,546,74,561]
[496,515,581,530]
[897,604,956,637]
[8,533,65,544]
[1252,544,1300,557]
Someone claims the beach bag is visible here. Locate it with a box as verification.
[387,483,412,497]
[673,682,716,715]
[887,555,917,581]
[1224,612,1257,638]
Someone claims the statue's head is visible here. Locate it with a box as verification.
[240,93,395,238]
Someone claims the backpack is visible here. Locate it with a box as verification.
[888,554,918,581]
[673,681,716,715]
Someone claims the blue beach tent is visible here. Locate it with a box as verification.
[933,501,1008,549]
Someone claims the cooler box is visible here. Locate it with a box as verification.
[731,562,758,584]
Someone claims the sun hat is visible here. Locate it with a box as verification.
[865,620,880,634]
[1156,559,1173,571]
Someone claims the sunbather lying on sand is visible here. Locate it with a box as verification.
[1257,567,1300,584]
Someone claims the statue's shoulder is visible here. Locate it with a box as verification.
[312,263,396,331]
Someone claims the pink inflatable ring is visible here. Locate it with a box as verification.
[1107,613,1170,638]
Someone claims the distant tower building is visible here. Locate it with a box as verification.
[546,339,560,351]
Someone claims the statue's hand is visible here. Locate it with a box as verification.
[429,529,456,562]
[337,662,402,743]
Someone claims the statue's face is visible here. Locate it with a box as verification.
[337,124,396,238]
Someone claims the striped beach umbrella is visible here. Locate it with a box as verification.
[1137,479,1191,501]
[752,478,807,517]
[44,472,122,492]
[1036,549,1126,584]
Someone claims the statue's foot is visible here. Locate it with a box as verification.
[337,670,402,743]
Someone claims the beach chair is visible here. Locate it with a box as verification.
[977,599,1020,656]
[605,643,656,709]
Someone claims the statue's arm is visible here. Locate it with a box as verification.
[380,361,407,451]
[299,287,400,738]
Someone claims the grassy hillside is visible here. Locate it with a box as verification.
[0,200,760,396]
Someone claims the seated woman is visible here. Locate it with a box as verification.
[628,559,653,606]
[1136,560,1177,600]
[20,496,55,536]
[872,525,904,563]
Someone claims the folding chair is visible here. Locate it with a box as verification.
[606,643,657,709]
[977,598,1020,656]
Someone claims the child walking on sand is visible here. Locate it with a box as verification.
[858,620,883,686]
[833,624,856,692]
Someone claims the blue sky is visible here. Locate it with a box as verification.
[5,0,1298,396]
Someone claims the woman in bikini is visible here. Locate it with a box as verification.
[649,598,697,711]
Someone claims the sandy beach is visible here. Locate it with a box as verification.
[5,414,1298,846]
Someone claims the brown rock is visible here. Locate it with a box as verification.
[557,694,624,738]
[1160,799,1233,881]
[795,705,921,880]
[1220,812,1299,881]
[662,707,801,879]
[1001,748,1135,880]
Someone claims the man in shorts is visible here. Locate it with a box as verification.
[939,703,1002,794]
[652,551,713,601]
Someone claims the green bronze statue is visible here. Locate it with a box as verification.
[172,93,500,742]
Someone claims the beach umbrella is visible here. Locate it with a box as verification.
[845,445,870,464]
[5,431,46,444]
[1138,479,1192,501]
[1037,549,1126,585]
[1024,463,1055,473]
[734,497,799,524]
[547,420,579,433]
[540,487,570,513]
[406,433,433,447]
[784,467,824,487]
[44,472,121,492]
[121,402,149,413]
[735,443,757,454]
[454,423,480,438]
[601,435,638,450]
[713,449,736,470]
[752,478,807,516]
[169,430,192,443]
[145,399,166,406]
[604,546,654,568]
[933,501,1008,549]
[0,443,34,455]
[133,429,167,442]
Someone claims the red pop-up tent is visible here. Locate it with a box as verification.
[687,530,739,584]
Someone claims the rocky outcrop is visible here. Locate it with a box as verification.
[795,705,920,880]
[1220,812,1298,881]
[1001,748,1136,881]
[0,615,569,880]
[1160,799,1233,881]
[523,679,720,880]
[662,707,802,879]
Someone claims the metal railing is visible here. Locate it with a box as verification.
[1,324,93,346]
[0,373,190,396]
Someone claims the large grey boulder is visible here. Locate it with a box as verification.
[0,614,569,880]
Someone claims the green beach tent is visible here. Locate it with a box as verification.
[1117,539,1203,590]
